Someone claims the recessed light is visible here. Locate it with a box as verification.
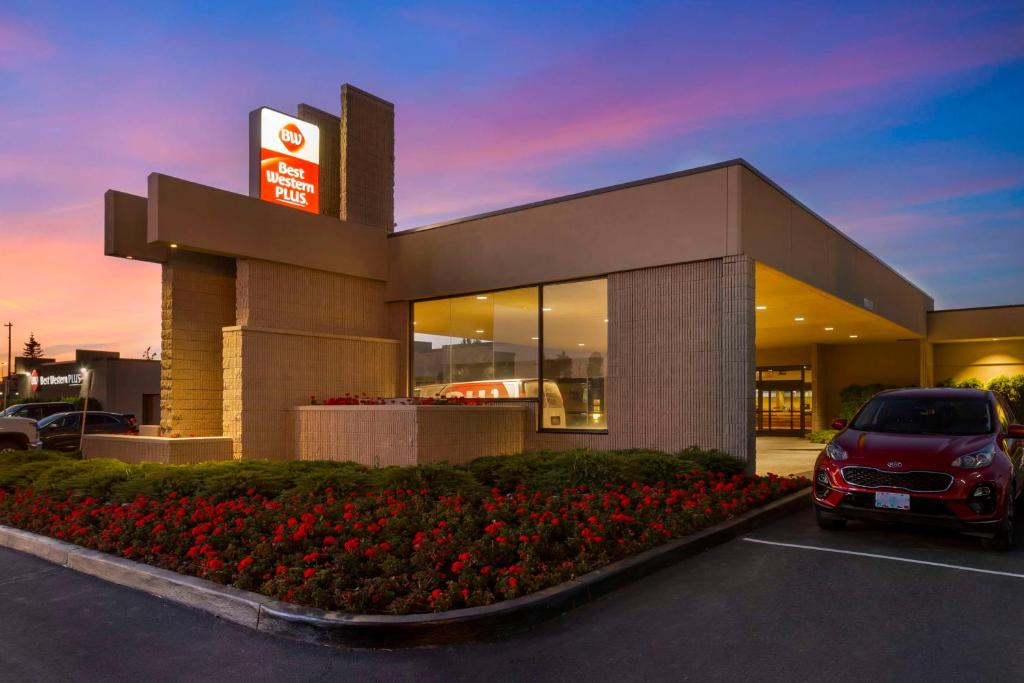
[125,255,134,259]
[849,334,859,339]
[794,317,805,322]
[992,338,1000,341]
[475,295,488,300]
[169,243,178,248]
[603,319,608,323]
[756,305,767,311]
[577,343,585,347]
[530,337,539,340]
[824,327,834,331]
[542,307,552,312]
[475,329,484,334]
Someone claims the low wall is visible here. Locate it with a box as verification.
[82,435,234,465]
[292,404,529,467]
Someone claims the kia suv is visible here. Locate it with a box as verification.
[814,388,1024,550]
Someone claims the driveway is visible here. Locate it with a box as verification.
[756,436,821,476]
[1,512,1020,682]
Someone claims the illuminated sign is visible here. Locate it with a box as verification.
[30,369,39,392]
[37,372,83,388]
[249,107,320,213]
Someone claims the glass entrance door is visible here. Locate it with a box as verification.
[755,366,812,435]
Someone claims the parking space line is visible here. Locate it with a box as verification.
[743,538,1024,579]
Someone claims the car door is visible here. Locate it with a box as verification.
[43,414,79,451]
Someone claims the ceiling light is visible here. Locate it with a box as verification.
[475,295,488,300]
[542,307,552,312]
[756,305,767,311]
[849,334,859,339]
[577,343,585,347]
[531,337,539,340]
[794,317,805,322]
[475,329,484,334]
[125,255,134,259]
[603,319,609,323]
[824,327,834,331]
[169,243,178,248]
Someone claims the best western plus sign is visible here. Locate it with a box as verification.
[252,108,320,213]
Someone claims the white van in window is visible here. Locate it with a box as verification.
[414,379,566,428]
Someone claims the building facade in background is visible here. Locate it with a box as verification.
[101,83,1024,469]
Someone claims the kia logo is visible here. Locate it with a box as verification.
[887,461,903,468]
[279,123,305,153]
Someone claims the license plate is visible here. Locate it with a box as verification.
[875,492,911,510]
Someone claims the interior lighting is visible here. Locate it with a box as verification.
[542,307,552,312]
[756,305,768,310]
[475,296,488,300]
[475,329,484,334]
[794,317,805,322]
[577,343,585,347]
[169,243,178,248]
[824,327,834,331]
[849,334,859,339]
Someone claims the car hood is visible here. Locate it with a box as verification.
[835,430,994,467]
[0,416,37,427]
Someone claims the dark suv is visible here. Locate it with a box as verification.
[0,402,76,421]
[34,411,138,451]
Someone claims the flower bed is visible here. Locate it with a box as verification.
[0,450,806,615]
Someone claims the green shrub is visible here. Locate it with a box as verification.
[937,377,984,390]
[805,429,838,444]
[988,374,1024,418]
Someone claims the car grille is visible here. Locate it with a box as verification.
[841,467,953,493]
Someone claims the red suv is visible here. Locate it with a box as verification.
[814,388,1024,550]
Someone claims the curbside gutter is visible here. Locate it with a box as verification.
[0,488,809,648]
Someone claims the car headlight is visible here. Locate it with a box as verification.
[825,441,848,461]
[951,444,995,469]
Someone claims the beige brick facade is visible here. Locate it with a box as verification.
[82,434,233,464]
[160,253,236,437]
[340,84,395,232]
[293,404,529,467]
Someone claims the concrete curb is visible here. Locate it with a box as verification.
[0,488,810,648]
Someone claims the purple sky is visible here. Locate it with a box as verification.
[1,1,1022,360]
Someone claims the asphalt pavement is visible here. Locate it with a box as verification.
[2,510,1022,683]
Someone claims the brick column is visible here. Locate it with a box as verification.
[340,84,395,232]
[160,253,236,437]
[720,255,756,469]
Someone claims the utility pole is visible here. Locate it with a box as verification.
[3,322,11,411]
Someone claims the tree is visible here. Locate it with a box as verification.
[22,333,43,359]
[142,346,160,360]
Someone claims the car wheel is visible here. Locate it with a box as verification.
[983,490,1015,551]
[0,437,27,453]
[815,507,847,531]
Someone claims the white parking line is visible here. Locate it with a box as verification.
[743,537,1024,579]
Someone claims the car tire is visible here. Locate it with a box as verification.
[815,507,847,531]
[983,489,1016,551]
[0,436,27,453]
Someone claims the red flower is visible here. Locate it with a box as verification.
[237,556,254,571]
[303,568,316,580]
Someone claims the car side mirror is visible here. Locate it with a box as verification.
[831,418,848,430]
[1008,424,1024,438]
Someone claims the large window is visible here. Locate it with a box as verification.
[541,279,608,430]
[412,278,608,432]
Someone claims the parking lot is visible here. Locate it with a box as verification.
[2,508,1022,682]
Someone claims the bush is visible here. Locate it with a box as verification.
[987,375,1024,418]
[839,384,898,420]
[805,430,838,444]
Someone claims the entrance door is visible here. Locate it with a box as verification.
[755,366,812,435]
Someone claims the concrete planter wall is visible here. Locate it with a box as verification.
[81,434,234,464]
[291,404,530,467]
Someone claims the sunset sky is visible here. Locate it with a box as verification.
[1,1,1022,361]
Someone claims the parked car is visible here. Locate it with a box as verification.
[0,401,76,421]
[813,388,1024,550]
[34,411,138,452]
[0,416,39,452]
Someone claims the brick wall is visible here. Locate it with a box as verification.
[236,259,388,337]
[160,253,236,436]
[297,103,341,219]
[522,257,756,465]
[224,326,400,460]
[340,84,395,231]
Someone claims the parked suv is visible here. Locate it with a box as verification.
[814,388,1024,550]
[34,411,138,452]
[0,402,76,421]
[0,416,39,451]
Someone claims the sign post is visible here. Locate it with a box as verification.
[249,107,320,213]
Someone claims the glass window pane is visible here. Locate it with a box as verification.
[542,278,608,430]
[413,287,538,398]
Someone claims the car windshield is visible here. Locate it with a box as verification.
[0,406,16,417]
[36,413,64,428]
[851,397,993,436]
